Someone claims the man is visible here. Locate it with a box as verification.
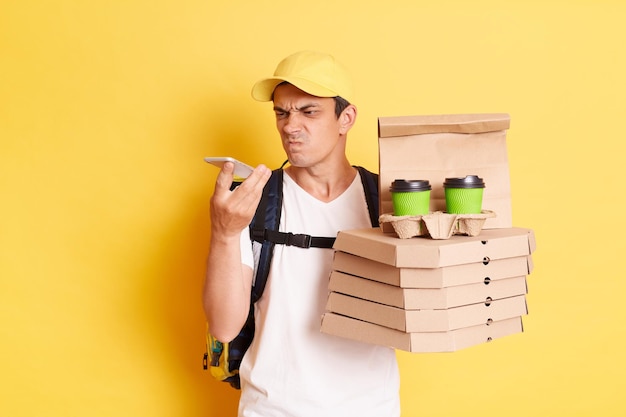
[204,51,400,417]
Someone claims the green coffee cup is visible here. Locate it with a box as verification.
[443,175,485,214]
[390,179,431,216]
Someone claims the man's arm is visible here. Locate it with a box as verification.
[203,162,271,342]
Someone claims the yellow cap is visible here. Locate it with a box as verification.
[251,51,354,103]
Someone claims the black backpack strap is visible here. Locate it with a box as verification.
[355,166,380,227]
[250,167,335,251]
[252,229,335,249]
[249,169,284,303]
[250,166,379,301]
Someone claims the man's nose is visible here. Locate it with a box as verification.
[282,112,302,134]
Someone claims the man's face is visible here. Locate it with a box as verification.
[272,83,347,169]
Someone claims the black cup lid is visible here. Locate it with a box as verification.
[390,179,432,192]
[443,175,485,189]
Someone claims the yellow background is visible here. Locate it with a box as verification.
[1,0,624,416]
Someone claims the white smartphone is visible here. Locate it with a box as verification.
[204,157,254,179]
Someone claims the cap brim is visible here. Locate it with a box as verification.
[251,77,340,102]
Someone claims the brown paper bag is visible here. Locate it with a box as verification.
[378,113,512,231]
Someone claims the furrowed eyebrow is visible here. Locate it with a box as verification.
[273,103,320,113]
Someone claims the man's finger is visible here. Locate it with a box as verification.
[244,164,272,188]
[228,164,269,207]
[214,161,235,192]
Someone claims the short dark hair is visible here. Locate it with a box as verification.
[333,96,351,118]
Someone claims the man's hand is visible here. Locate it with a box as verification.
[209,161,272,238]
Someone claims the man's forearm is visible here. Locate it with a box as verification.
[203,234,253,343]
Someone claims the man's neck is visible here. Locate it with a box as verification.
[284,162,356,203]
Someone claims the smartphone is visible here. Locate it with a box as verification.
[204,157,254,179]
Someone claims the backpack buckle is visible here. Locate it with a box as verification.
[251,228,266,242]
[252,228,312,248]
[285,233,312,248]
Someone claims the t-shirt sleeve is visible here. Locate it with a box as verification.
[240,227,254,269]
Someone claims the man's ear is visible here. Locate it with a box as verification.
[339,104,357,135]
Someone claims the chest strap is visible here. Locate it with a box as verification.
[251,229,335,249]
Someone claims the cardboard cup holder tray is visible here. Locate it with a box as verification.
[379,210,496,240]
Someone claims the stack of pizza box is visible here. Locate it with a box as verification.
[320,113,537,352]
[320,227,535,352]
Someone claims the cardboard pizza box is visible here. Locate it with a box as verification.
[328,271,528,310]
[332,250,533,288]
[320,313,523,353]
[325,292,528,332]
[333,227,535,269]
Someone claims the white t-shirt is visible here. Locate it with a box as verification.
[238,171,400,417]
